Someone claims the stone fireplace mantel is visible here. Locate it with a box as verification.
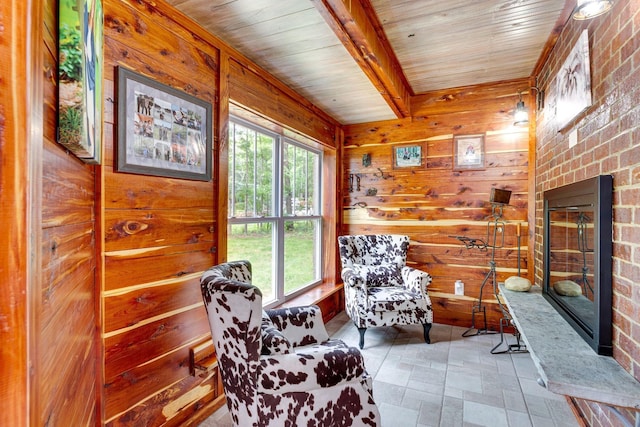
[499,284,640,410]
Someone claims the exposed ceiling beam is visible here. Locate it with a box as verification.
[312,0,412,118]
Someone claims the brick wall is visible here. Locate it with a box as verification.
[534,2,640,425]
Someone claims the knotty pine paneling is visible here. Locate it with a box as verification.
[103,307,209,382]
[103,208,214,250]
[33,0,99,424]
[11,0,340,425]
[40,221,94,294]
[103,2,220,93]
[410,80,529,116]
[342,79,533,330]
[103,274,204,332]
[103,244,212,291]
[42,140,96,228]
[105,369,221,427]
[39,291,96,425]
[103,334,207,420]
[100,0,344,423]
[102,0,219,423]
[105,173,214,208]
[228,58,337,147]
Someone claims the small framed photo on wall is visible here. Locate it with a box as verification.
[453,134,485,171]
[393,144,424,169]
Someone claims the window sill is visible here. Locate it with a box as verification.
[275,282,344,322]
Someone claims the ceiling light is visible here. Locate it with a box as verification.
[514,93,528,127]
[572,0,614,20]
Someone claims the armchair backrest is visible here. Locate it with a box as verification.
[200,260,261,426]
[201,259,253,284]
[338,234,409,268]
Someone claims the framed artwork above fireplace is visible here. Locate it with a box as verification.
[555,29,592,130]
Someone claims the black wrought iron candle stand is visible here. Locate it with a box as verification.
[454,203,527,354]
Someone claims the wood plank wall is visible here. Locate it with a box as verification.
[98,0,342,425]
[1,0,45,426]
[101,0,219,424]
[36,0,98,425]
[342,80,534,330]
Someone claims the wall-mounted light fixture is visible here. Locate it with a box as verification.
[533,87,544,111]
[514,92,529,127]
[513,87,545,127]
[572,0,614,20]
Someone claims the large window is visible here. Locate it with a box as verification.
[227,118,322,306]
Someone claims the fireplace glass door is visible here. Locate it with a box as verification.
[547,206,596,330]
[542,175,613,355]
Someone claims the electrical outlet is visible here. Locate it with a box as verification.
[454,280,464,295]
[569,129,578,148]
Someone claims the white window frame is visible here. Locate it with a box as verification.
[227,117,323,307]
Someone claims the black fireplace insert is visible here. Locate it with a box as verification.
[542,175,613,355]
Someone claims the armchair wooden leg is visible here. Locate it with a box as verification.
[423,323,432,344]
[357,327,367,349]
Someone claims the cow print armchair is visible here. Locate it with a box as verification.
[338,235,433,349]
[200,260,381,427]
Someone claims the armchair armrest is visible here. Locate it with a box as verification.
[401,266,432,298]
[348,264,405,288]
[265,305,329,347]
[257,339,365,394]
[341,266,366,288]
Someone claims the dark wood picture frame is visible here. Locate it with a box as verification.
[116,66,212,181]
[453,134,485,171]
[393,143,424,169]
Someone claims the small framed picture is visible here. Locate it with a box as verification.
[393,144,423,169]
[116,66,213,181]
[453,134,485,171]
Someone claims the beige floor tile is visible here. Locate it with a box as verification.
[200,315,580,427]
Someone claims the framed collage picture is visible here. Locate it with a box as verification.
[116,66,212,181]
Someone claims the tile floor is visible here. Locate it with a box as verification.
[199,312,580,427]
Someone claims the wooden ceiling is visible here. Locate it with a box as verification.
[166,0,573,125]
